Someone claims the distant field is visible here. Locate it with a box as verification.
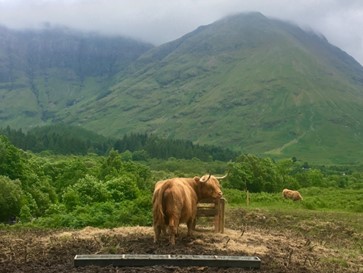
[223,187,363,213]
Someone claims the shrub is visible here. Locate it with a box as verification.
[0,176,24,222]
[223,189,247,205]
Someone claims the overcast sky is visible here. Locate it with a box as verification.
[1,0,362,65]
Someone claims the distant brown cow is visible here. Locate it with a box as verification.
[282,188,303,201]
[152,174,225,245]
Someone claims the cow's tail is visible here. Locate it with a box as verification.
[152,180,170,225]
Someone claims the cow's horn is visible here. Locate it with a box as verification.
[215,172,229,180]
[201,174,212,182]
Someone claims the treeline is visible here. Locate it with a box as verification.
[0,125,238,161]
[1,134,362,227]
[0,134,153,226]
[227,154,363,192]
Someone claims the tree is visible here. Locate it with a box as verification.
[276,159,301,189]
[0,176,24,222]
[296,168,326,187]
[105,175,140,201]
[98,149,123,180]
[0,135,25,180]
[227,154,284,193]
[62,175,109,210]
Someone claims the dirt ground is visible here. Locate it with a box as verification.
[0,209,362,273]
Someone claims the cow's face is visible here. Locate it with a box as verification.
[195,174,223,199]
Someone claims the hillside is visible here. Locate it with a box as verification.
[1,13,363,164]
[67,12,363,164]
[0,25,153,128]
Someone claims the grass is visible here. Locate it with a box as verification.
[223,187,363,213]
[223,187,363,264]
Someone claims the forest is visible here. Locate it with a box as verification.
[0,125,237,161]
[1,125,362,228]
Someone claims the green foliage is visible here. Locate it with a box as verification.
[222,188,247,205]
[0,125,111,155]
[19,205,32,222]
[0,176,24,222]
[114,196,152,226]
[148,157,228,178]
[295,169,327,188]
[0,135,25,180]
[39,155,101,193]
[224,186,363,213]
[1,126,237,162]
[227,154,285,192]
[299,187,363,212]
[1,132,362,229]
[114,133,237,161]
[98,149,123,180]
[98,149,152,190]
[62,175,110,210]
[105,175,140,201]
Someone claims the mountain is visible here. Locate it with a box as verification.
[1,13,363,164]
[0,25,153,127]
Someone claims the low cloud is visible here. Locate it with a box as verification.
[0,0,362,65]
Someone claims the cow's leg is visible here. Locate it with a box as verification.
[187,218,194,237]
[168,218,178,245]
[153,224,161,243]
[161,225,167,235]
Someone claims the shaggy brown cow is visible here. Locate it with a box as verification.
[282,188,303,201]
[152,174,225,245]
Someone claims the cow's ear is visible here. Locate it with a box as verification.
[194,176,200,182]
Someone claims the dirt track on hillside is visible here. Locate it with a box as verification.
[0,209,361,272]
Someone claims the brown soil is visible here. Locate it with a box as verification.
[0,209,361,273]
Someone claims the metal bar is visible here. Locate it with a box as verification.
[74,254,261,268]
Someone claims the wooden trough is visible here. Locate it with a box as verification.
[195,197,225,233]
[74,254,261,268]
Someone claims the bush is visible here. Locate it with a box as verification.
[302,200,317,210]
[0,176,24,222]
[62,175,110,210]
[105,175,140,201]
[223,189,247,205]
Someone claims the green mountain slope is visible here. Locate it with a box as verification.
[58,13,363,164]
[0,25,153,128]
[1,13,363,164]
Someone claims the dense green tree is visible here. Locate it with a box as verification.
[62,175,110,210]
[2,125,237,161]
[132,149,150,161]
[98,149,123,180]
[0,176,24,222]
[105,175,140,201]
[296,169,326,188]
[19,205,32,222]
[228,154,283,192]
[276,159,301,189]
[0,135,25,180]
[40,156,97,193]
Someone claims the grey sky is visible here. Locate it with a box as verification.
[1,0,363,65]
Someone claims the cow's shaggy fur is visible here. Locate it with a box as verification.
[152,175,223,245]
[282,188,303,201]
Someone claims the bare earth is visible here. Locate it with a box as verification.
[0,209,362,273]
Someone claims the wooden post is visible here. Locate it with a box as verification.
[214,198,225,233]
[246,190,250,207]
[196,198,225,233]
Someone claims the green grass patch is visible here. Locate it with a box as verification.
[223,187,363,213]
